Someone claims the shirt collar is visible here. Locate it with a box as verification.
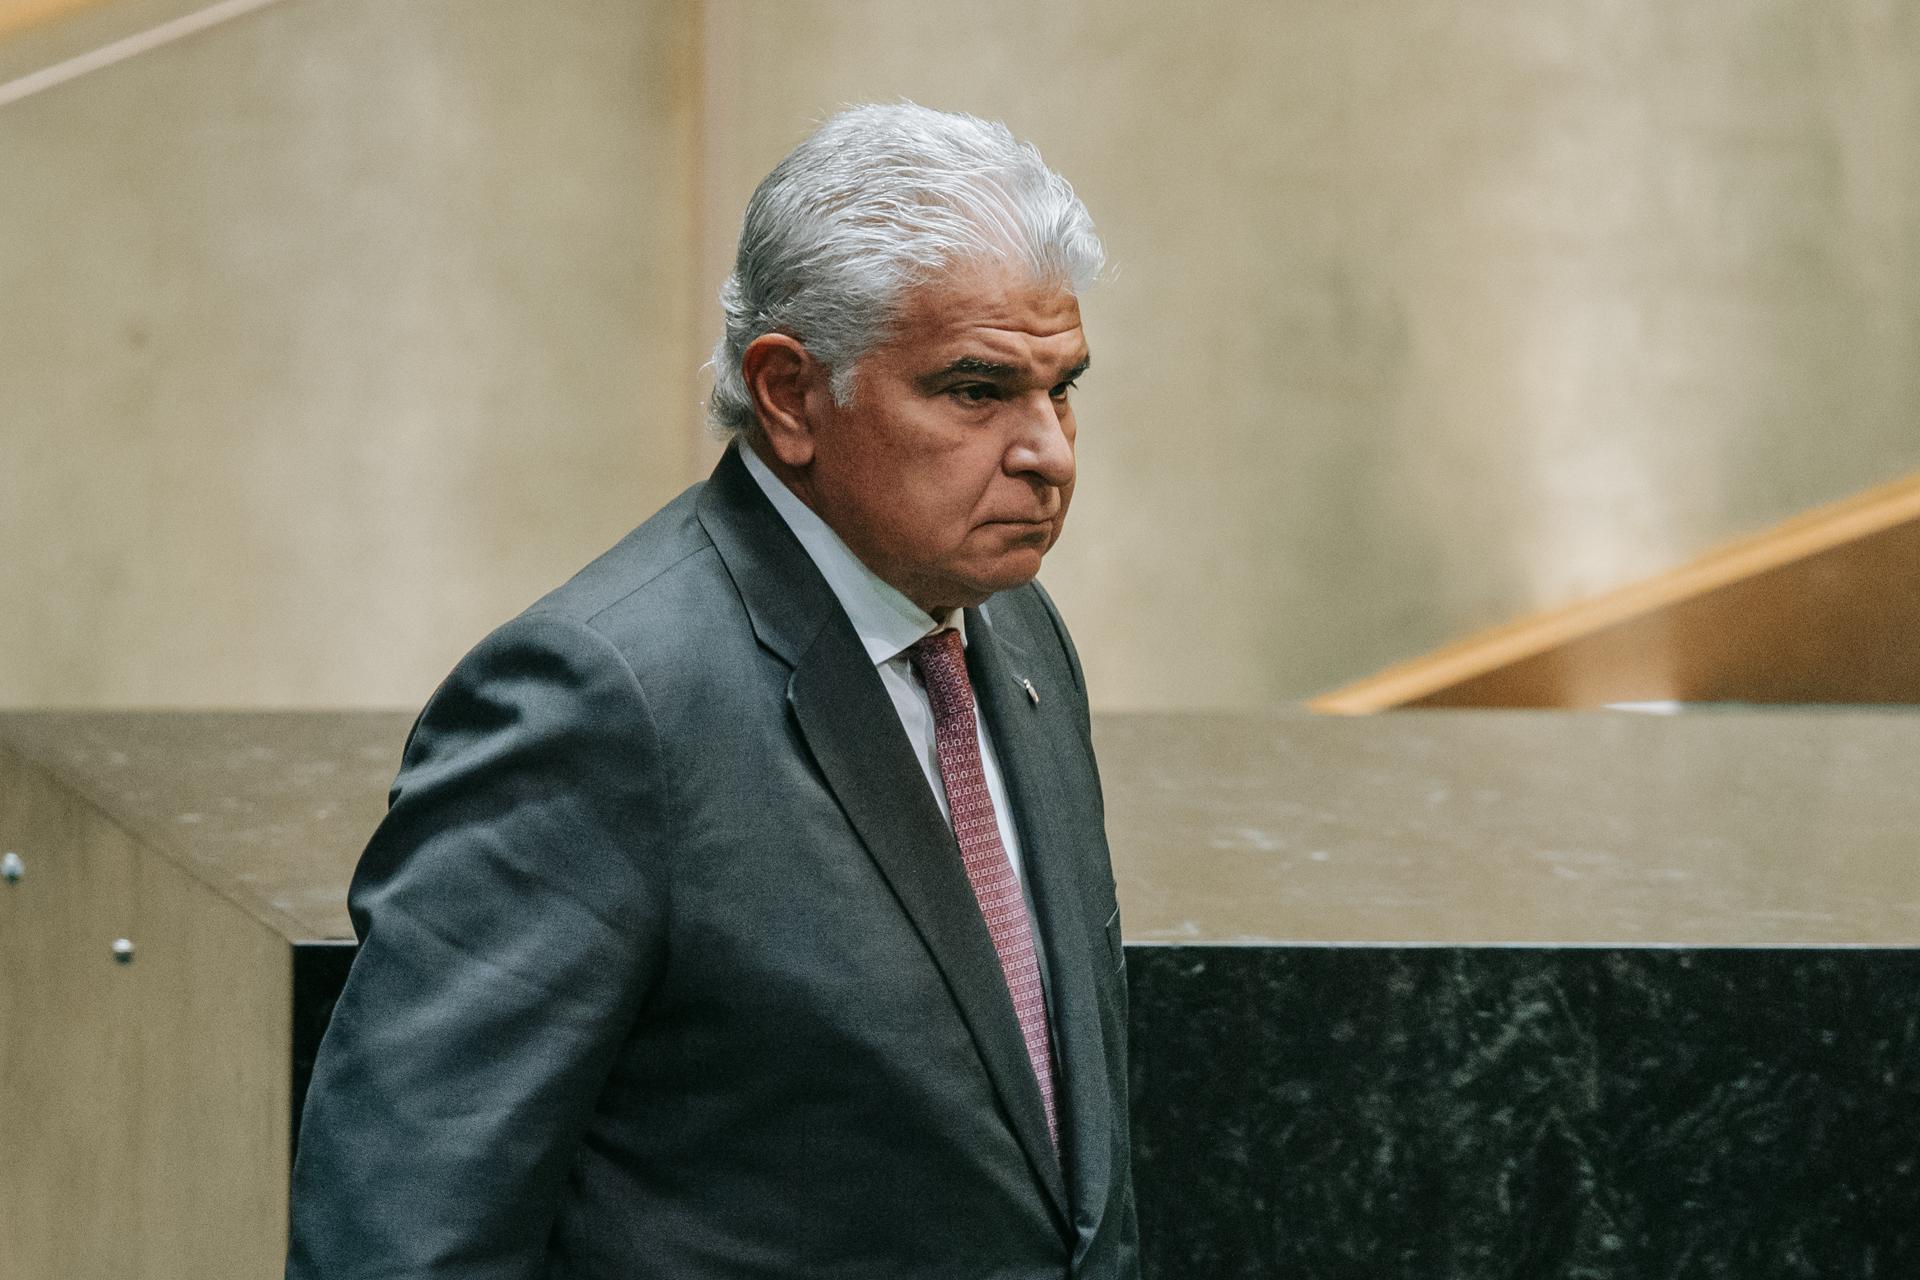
[736,439,965,666]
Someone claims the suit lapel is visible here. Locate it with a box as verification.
[698,450,1071,1225]
[966,602,1115,1244]
[696,447,832,668]
[786,620,1070,1222]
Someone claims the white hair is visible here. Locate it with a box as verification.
[706,102,1105,439]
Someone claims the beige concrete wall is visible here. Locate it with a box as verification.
[1,0,700,707]
[0,0,108,44]
[6,0,1918,710]
[697,0,1920,708]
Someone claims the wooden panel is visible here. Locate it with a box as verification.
[1314,471,1920,711]
[127,843,291,1271]
[0,747,141,1279]
[0,743,290,1275]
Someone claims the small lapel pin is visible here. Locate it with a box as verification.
[1019,677,1040,706]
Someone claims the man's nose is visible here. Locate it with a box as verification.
[1007,394,1076,488]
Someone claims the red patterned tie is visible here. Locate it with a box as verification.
[908,627,1059,1153]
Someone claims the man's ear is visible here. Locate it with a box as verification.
[742,334,826,468]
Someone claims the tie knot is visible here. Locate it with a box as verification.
[907,627,970,702]
[908,625,965,672]
[908,625,963,664]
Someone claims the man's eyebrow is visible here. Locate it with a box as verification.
[927,356,1021,382]
[917,353,1093,389]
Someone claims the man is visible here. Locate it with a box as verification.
[289,103,1137,1278]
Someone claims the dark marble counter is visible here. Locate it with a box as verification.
[5,708,1916,1276]
[1088,709,1920,1276]
[1094,709,1920,945]
[1127,944,1920,1278]
[0,709,406,939]
[9,707,1917,947]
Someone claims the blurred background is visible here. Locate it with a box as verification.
[4,0,1918,711]
[7,7,1920,1275]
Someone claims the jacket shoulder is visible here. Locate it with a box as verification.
[522,482,714,626]
[495,479,785,731]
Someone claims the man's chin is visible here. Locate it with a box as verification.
[914,575,1031,619]
[968,551,1049,600]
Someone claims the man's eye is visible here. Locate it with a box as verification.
[1050,379,1079,400]
[950,383,998,403]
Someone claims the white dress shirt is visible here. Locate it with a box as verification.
[737,440,1054,1001]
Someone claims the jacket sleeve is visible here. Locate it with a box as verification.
[287,612,670,1279]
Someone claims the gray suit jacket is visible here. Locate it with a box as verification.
[288,448,1139,1278]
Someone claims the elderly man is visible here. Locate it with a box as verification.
[289,103,1137,1278]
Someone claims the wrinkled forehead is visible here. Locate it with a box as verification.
[877,268,1088,385]
[897,261,1079,328]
